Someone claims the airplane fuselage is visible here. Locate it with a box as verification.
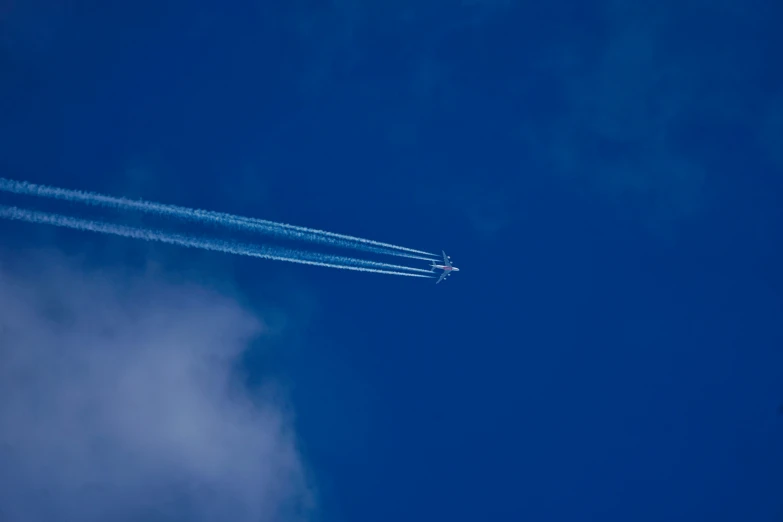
[432,250,458,283]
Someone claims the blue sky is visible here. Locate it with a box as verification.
[1,1,782,521]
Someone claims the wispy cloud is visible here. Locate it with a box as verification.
[285,0,779,233]
[519,0,780,230]
[0,251,313,521]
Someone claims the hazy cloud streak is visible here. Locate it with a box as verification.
[0,254,314,521]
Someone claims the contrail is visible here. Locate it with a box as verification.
[0,205,435,278]
[0,178,437,261]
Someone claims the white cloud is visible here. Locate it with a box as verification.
[0,251,313,522]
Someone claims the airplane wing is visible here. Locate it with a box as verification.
[436,271,449,284]
[441,250,452,267]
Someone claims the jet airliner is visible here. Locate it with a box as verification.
[431,250,459,284]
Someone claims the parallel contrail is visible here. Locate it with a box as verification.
[0,178,437,261]
[0,205,434,278]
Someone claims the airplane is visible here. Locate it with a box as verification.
[431,250,459,284]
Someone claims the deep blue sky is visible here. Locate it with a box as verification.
[2,1,782,521]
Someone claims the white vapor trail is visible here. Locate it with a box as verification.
[0,205,435,278]
[0,178,437,261]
